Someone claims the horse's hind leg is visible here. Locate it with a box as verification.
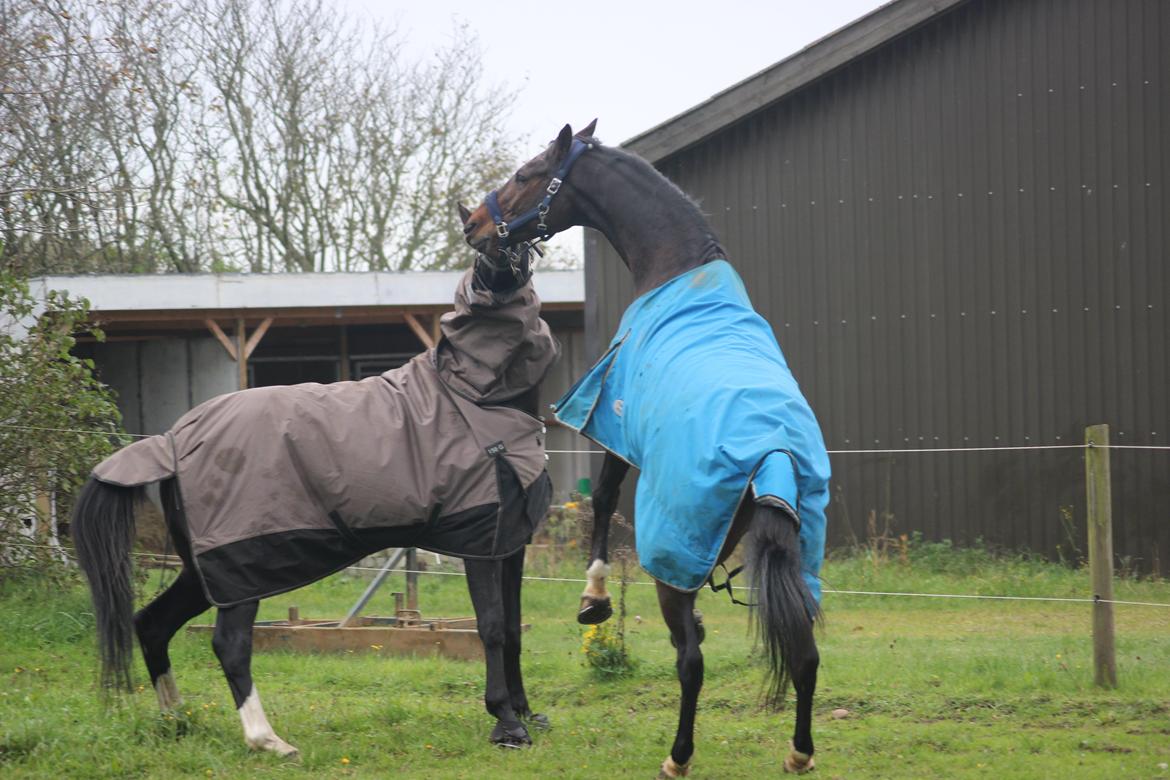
[212,600,298,757]
[133,567,210,711]
[656,581,703,779]
[578,453,629,624]
[465,558,530,747]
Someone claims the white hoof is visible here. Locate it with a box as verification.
[247,733,299,758]
[657,755,690,778]
[239,686,297,758]
[783,745,815,774]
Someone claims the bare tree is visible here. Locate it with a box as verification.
[1,0,521,274]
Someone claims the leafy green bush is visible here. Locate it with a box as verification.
[0,271,127,571]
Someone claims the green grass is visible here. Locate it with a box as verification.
[2,546,1169,779]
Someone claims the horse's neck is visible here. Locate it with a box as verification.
[573,147,726,296]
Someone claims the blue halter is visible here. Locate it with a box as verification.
[485,138,592,249]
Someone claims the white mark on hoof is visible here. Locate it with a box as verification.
[239,686,298,757]
[154,669,182,711]
[658,755,690,778]
[783,744,815,774]
[582,559,611,599]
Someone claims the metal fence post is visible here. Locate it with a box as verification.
[1085,424,1117,688]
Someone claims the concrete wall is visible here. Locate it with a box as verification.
[91,337,236,434]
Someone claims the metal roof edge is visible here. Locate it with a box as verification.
[30,269,585,311]
[622,0,971,162]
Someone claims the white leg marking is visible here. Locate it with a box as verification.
[583,559,611,599]
[783,742,815,774]
[154,669,182,711]
[239,686,298,757]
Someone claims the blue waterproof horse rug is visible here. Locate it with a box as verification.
[554,261,830,599]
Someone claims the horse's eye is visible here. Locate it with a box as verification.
[514,172,528,185]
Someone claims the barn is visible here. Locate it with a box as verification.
[585,0,1169,571]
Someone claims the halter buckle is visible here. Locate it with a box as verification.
[495,222,509,239]
[546,177,562,195]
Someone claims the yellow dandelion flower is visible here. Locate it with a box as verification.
[341,757,350,765]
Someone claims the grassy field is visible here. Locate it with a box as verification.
[2,544,1169,779]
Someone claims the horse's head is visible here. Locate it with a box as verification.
[459,119,598,257]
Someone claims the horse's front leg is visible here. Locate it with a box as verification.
[465,558,530,747]
[501,545,549,730]
[578,452,629,624]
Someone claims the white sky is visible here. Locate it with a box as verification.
[336,0,890,261]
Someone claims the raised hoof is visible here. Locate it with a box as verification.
[522,712,551,731]
[490,720,532,749]
[783,747,815,774]
[577,596,613,625]
[657,756,690,778]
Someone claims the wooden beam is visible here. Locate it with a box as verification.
[242,316,274,360]
[338,326,350,382]
[403,312,435,350]
[236,317,247,390]
[431,314,442,347]
[205,319,238,361]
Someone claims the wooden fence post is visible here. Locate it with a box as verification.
[405,547,419,612]
[1085,424,1117,688]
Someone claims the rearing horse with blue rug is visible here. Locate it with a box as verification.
[463,120,831,777]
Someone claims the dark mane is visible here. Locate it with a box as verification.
[579,139,726,267]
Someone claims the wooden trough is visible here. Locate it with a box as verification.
[188,605,503,661]
[186,549,526,661]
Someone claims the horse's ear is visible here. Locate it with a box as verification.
[553,123,573,161]
[457,202,472,225]
[575,119,597,139]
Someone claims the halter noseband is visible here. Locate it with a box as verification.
[484,138,592,250]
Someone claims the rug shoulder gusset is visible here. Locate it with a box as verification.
[92,433,175,487]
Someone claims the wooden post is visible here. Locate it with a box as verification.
[406,547,419,611]
[1085,424,1117,688]
[338,326,350,381]
[403,312,435,350]
[236,317,248,390]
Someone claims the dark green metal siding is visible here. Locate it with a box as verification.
[584,0,1170,571]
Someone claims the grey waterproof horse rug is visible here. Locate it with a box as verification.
[555,261,830,598]
[93,270,559,606]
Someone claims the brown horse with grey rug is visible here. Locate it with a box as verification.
[72,249,557,753]
[462,121,830,777]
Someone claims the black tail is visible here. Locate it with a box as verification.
[746,504,820,709]
[71,477,143,693]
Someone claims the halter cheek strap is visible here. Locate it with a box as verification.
[485,138,592,248]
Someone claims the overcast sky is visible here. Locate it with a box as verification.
[336,0,890,260]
